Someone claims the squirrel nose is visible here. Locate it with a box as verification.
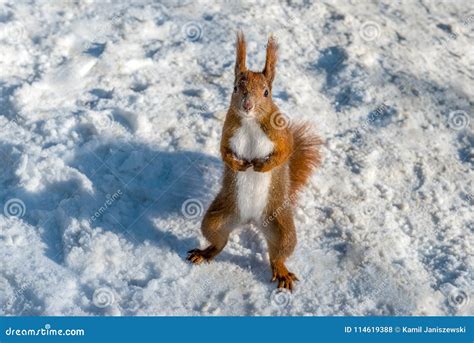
[243,99,253,111]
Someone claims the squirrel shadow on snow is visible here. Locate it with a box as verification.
[67,140,223,252]
[2,138,223,262]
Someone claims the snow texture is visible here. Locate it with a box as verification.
[0,0,472,316]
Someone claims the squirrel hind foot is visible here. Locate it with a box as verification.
[271,265,299,292]
[187,246,219,264]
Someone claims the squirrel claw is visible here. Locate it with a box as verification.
[187,247,218,264]
[272,271,299,292]
[187,249,207,264]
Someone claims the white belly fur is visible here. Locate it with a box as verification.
[230,118,274,222]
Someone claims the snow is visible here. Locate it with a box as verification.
[0,0,472,316]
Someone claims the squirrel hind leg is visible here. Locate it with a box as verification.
[263,212,299,291]
[187,196,234,264]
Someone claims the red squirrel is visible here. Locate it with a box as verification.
[187,32,322,291]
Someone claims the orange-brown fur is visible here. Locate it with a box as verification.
[289,123,323,202]
[187,32,322,291]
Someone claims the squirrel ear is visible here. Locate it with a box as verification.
[263,35,277,86]
[235,31,247,77]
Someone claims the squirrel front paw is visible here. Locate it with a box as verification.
[252,156,271,172]
[225,151,252,172]
[233,158,252,172]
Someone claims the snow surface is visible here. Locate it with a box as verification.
[0,0,473,316]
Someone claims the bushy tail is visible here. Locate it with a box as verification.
[289,123,322,201]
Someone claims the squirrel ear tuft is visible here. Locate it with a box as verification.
[263,35,278,86]
[235,31,247,77]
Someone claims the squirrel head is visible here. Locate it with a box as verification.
[230,32,278,120]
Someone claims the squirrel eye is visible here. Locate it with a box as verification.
[264,89,269,97]
[233,86,238,93]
